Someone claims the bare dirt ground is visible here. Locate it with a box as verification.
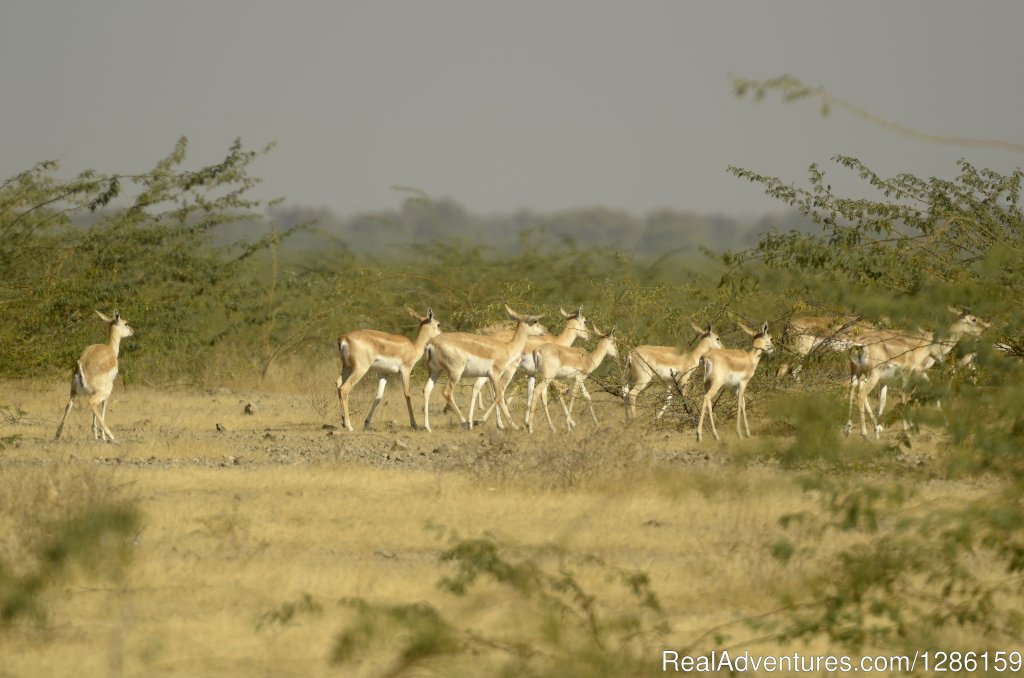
[3,377,732,480]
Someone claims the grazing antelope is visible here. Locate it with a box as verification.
[528,325,618,432]
[845,307,988,438]
[475,307,590,427]
[785,316,872,357]
[336,307,441,431]
[54,311,134,442]
[697,323,774,442]
[775,315,874,377]
[423,304,544,432]
[622,323,723,420]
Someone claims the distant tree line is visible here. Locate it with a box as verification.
[214,197,818,256]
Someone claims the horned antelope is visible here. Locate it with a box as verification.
[54,311,134,442]
[422,304,544,432]
[336,307,440,431]
[474,307,590,428]
[622,323,723,420]
[845,307,989,439]
[528,325,617,432]
[696,323,774,442]
[439,317,548,420]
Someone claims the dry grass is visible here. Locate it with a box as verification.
[0,377,1007,676]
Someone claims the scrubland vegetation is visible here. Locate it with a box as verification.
[2,79,1023,675]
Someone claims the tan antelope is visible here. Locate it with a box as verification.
[697,322,774,442]
[422,304,544,431]
[785,315,872,357]
[528,325,618,432]
[845,307,988,438]
[54,311,134,442]
[622,323,723,420]
[336,307,441,431]
[475,307,590,428]
[775,315,874,377]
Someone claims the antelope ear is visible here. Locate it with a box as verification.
[426,307,434,322]
[590,322,603,336]
[690,322,703,335]
[577,305,583,317]
[407,306,425,321]
[504,303,519,319]
[948,305,963,315]
[607,326,616,338]
[95,310,112,323]
[761,322,770,336]
[737,322,756,336]
[560,307,571,318]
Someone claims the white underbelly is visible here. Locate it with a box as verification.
[370,356,403,374]
[553,366,581,380]
[723,373,745,388]
[875,364,901,382]
[462,354,496,377]
[654,365,681,382]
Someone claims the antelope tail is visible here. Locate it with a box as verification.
[337,337,350,365]
[72,361,89,395]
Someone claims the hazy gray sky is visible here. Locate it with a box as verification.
[2,1,1021,218]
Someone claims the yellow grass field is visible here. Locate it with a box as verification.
[0,375,1002,676]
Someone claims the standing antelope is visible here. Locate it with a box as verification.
[528,325,618,432]
[336,307,441,431]
[622,323,723,420]
[475,307,590,428]
[54,311,134,442]
[845,307,988,438]
[422,304,544,432]
[697,323,774,442]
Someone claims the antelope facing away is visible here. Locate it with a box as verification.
[336,307,441,431]
[844,307,988,439]
[697,322,774,442]
[423,304,544,432]
[55,311,134,442]
[528,325,618,432]
[476,307,590,428]
[622,323,723,420]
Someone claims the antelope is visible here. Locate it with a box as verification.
[785,316,872,356]
[622,323,723,420]
[844,307,989,438]
[439,317,548,421]
[696,322,774,442]
[336,307,441,431]
[422,304,544,432]
[54,311,134,442]
[528,325,618,432]
[775,315,874,377]
[475,307,590,428]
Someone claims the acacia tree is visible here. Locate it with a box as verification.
[729,76,1024,652]
[0,138,295,381]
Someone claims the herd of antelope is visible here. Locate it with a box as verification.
[56,304,993,444]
